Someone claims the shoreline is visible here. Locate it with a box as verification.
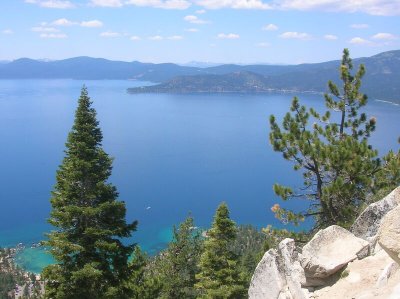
[126,87,400,105]
[0,246,44,298]
[2,242,50,275]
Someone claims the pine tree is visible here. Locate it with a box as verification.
[232,225,269,283]
[195,203,247,299]
[42,87,137,299]
[269,49,381,229]
[126,246,162,299]
[156,216,203,299]
[372,146,400,201]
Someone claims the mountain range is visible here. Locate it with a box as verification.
[0,50,399,101]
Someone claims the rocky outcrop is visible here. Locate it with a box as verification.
[248,249,284,299]
[300,225,369,281]
[248,239,308,299]
[312,249,400,299]
[249,187,400,299]
[249,226,370,297]
[278,239,308,299]
[378,205,400,265]
[351,187,400,241]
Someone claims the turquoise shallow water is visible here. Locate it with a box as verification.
[14,226,175,273]
[1,79,399,273]
[15,248,55,274]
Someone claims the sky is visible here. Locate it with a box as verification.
[0,0,399,64]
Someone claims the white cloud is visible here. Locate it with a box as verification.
[350,23,369,29]
[183,15,208,24]
[51,18,103,27]
[126,0,191,9]
[275,0,400,16]
[349,37,372,45]
[52,18,77,26]
[148,35,164,40]
[256,42,270,47]
[324,34,338,40]
[279,31,312,40]
[31,26,60,32]
[25,0,74,9]
[196,9,206,13]
[89,0,123,7]
[24,0,398,15]
[167,35,184,40]
[100,31,121,37]
[185,28,199,32]
[91,0,191,9]
[130,35,141,40]
[262,24,278,31]
[348,33,397,46]
[146,35,184,40]
[32,0,397,15]
[371,32,397,40]
[40,33,68,38]
[2,29,14,35]
[217,33,240,39]
[81,20,103,27]
[196,0,271,9]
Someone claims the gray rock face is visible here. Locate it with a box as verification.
[351,187,400,240]
[248,248,284,299]
[378,205,400,265]
[278,239,308,299]
[249,238,308,299]
[300,225,369,280]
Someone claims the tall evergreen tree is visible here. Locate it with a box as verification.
[156,216,203,299]
[126,246,162,299]
[195,203,247,299]
[42,87,137,299]
[269,49,381,229]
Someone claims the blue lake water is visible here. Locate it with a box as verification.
[0,79,399,273]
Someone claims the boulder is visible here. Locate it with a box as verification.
[351,187,400,241]
[249,238,308,299]
[300,225,369,280]
[310,248,398,299]
[378,205,400,265]
[248,249,285,299]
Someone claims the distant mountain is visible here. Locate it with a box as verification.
[0,50,399,101]
[0,57,202,81]
[129,50,400,102]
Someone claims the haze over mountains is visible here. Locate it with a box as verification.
[1,50,399,102]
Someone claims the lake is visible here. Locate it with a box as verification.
[0,79,399,273]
